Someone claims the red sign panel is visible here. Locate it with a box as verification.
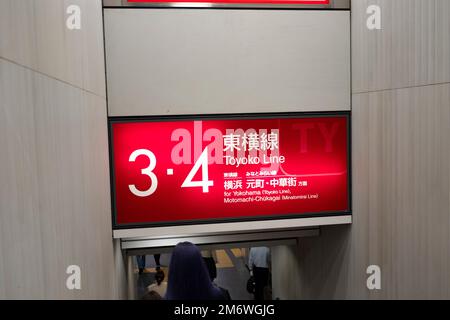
[110,113,350,228]
[127,0,330,4]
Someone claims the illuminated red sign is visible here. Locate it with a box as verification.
[110,113,350,228]
[127,0,330,4]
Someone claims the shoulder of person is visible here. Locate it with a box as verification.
[218,287,232,300]
[212,284,231,300]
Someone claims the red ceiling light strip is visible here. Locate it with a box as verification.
[127,0,330,4]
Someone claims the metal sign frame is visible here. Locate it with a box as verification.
[108,111,352,234]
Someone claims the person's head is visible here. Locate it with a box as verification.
[165,242,221,300]
[155,269,165,285]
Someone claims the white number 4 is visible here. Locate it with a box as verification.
[182,147,213,193]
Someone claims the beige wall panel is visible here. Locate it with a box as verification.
[0,0,37,69]
[0,58,121,299]
[0,0,106,97]
[361,84,450,299]
[32,73,114,298]
[105,9,350,116]
[352,0,450,93]
[274,84,450,299]
[0,58,45,298]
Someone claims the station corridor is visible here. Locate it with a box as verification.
[135,249,263,300]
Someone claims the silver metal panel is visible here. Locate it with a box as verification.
[104,9,351,116]
[122,228,319,250]
[127,240,298,255]
[113,215,351,239]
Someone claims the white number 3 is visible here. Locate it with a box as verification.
[128,149,158,197]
